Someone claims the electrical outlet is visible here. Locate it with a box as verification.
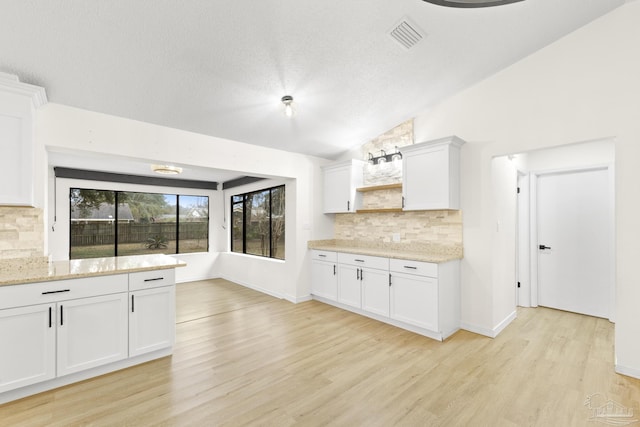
[392,233,401,242]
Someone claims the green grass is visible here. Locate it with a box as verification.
[70,239,208,259]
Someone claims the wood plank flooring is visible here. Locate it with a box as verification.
[1,278,639,426]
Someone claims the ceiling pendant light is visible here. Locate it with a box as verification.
[151,164,183,175]
[281,95,296,118]
[422,0,524,7]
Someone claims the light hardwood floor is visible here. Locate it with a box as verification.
[1,278,639,426]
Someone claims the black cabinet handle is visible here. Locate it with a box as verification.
[319,254,327,258]
[333,265,336,275]
[356,268,360,280]
[131,295,135,313]
[60,305,64,326]
[404,266,417,270]
[347,201,350,211]
[355,259,365,263]
[42,289,70,295]
[359,269,363,281]
[539,245,551,250]
[389,274,392,287]
[402,196,405,208]
[49,307,52,328]
[144,277,164,282]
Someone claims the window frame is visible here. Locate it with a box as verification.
[69,187,209,259]
[230,184,285,260]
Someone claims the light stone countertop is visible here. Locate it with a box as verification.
[308,239,463,263]
[0,254,187,287]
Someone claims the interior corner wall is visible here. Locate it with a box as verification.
[413,1,640,376]
[36,103,331,301]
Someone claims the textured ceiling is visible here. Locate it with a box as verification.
[0,0,625,163]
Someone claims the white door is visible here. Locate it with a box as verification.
[517,173,531,307]
[57,293,129,376]
[536,168,611,318]
[0,304,56,393]
[130,286,175,357]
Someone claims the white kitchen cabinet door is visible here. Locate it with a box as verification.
[337,264,362,309]
[361,268,390,317]
[57,293,129,377]
[129,286,175,357]
[0,73,46,207]
[311,259,338,301]
[401,136,464,211]
[390,272,438,332]
[322,160,365,213]
[0,304,55,393]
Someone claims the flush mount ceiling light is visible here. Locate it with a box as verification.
[422,0,524,7]
[151,164,183,175]
[281,95,296,117]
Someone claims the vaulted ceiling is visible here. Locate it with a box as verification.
[0,0,625,162]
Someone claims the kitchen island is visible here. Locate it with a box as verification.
[0,254,185,404]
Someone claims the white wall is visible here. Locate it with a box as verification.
[37,103,334,301]
[414,2,640,376]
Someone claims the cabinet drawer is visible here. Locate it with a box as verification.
[0,274,129,310]
[389,259,438,278]
[337,253,389,270]
[129,269,175,291]
[311,250,337,262]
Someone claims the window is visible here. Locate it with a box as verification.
[70,188,209,259]
[231,185,285,260]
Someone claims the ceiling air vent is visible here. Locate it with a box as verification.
[389,19,425,50]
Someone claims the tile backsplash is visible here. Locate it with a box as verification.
[335,210,462,247]
[0,207,45,260]
[361,119,413,186]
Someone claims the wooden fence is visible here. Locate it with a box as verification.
[70,222,208,246]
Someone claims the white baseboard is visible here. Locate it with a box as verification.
[615,364,640,380]
[220,275,285,300]
[286,294,312,304]
[461,310,517,339]
[494,310,517,336]
[176,274,220,284]
[460,322,495,338]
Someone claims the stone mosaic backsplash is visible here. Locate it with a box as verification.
[0,207,45,260]
[334,209,462,247]
[360,186,403,210]
[361,119,413,186]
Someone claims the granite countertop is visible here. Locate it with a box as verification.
[0,254,187,286]
[308,239,463,263]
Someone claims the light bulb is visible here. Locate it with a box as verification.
[281,95,295,117]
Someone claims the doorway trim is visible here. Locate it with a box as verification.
[529,164,616,321]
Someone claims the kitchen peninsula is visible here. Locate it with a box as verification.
[309,239,462,341]
[0,254,185,404]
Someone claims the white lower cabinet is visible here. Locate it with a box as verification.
[0,304,55,393]
[337,264,362,308]
[57,293,129,377]
[129,286,176,357]
[389,272,438,331]
[361,268,390,317]
[310,250,338,301]
[0,268,177,403]
[311,251,460,340]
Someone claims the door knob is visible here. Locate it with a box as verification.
[539,245,551,250]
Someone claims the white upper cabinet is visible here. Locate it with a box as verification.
[0,73,47,207]
[401,136,465,210]
[322,160,365,213]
